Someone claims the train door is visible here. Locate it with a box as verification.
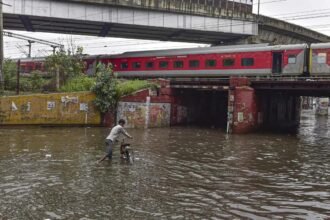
[272,52,283,74]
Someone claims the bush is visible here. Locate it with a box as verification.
[19,77,32,92]
[3,60,17,90]
[30,71,45,92]
[117,80,158,97]
[60,75,95,92]
[91,64,118,113]
[42,79,57,92]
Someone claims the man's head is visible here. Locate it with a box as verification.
[118,119,126,126]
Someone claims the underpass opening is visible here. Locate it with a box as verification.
[178,89,228,129]
[255,91,302,133]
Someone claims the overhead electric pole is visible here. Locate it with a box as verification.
[257,0,261,23]
[3,31,64,57]
[0,0,4,92]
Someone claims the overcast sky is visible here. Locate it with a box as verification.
[4,0,330,58]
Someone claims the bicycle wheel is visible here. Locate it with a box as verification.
[128,150,134,164]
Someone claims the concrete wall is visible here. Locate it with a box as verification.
[0,92,101,125]
[117,101,171,128]
[118,83,187,128]
[0,81,185,128]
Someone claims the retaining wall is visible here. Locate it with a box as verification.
[0,92,101,125]
[117,84,187,128]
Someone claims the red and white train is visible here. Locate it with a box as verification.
[17,43,330,77]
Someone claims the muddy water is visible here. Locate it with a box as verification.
[0,110,329,219]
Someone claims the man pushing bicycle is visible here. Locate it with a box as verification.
[98,119,133,162]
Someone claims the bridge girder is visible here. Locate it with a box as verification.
[2,0,329,45]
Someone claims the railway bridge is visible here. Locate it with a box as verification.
[2,0,329,44]
[165,77,330,133]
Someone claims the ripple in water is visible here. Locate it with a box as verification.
[0,111,329,219]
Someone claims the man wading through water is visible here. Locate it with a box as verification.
[98,119,133,162]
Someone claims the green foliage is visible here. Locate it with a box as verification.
[19,77,33,92]
[30,71,45,92]
[117,80,158,97]
[45,46,84,88]
[60,75,95,92]
[91,64,118,113]
[91,63,159,113]
[2,63,53,93]
[3,59,17,90]
[42,78,57,92]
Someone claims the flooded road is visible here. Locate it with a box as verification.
[0,110,330,219]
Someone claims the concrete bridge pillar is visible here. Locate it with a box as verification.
[226,77,302,134]
[227,77,260,134]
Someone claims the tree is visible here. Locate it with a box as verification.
[45,46,84,89]
[91,63,118,113]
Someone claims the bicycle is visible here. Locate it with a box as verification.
[120,141,134,164]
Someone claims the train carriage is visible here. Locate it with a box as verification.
[15,57,46,75]
[15,42,330,78]
[310,43,330,76]
[110,44,308,78]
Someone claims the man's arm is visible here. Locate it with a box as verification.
[121,127,132,139]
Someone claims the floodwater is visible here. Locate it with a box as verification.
[0,110,329,219]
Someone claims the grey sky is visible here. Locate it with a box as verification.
[254,0,330,35]
[4,0,330,58]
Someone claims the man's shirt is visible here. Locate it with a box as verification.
[106,125,130,142]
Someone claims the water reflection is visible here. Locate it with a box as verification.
[0,110,329,219]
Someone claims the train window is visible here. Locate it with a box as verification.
[288,55,296,64]
[146,62,154,68]
[174,61,184,68]
[189,60,200,68]
[132,62,141,69]
[27,66,32,73]
[241,58,254,66]
[159,61,169,68]
[20,66,26,73]
[35,63,42,70]
[317,53,327,64]
[223,58,235,67]
[120,62,128,69]
[205,59,216,67]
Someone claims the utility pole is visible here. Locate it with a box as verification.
[257,0,260,23]
[27,40,34,58]
[0,0,4,92]
[16,59,20,95]
[3,31,64,57]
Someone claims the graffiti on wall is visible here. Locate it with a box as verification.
[117,102,171,128]
[47,101,56,110]
[149,103,171,127]
[0,92,100,125]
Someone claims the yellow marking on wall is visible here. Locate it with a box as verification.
[0,92,101,125]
